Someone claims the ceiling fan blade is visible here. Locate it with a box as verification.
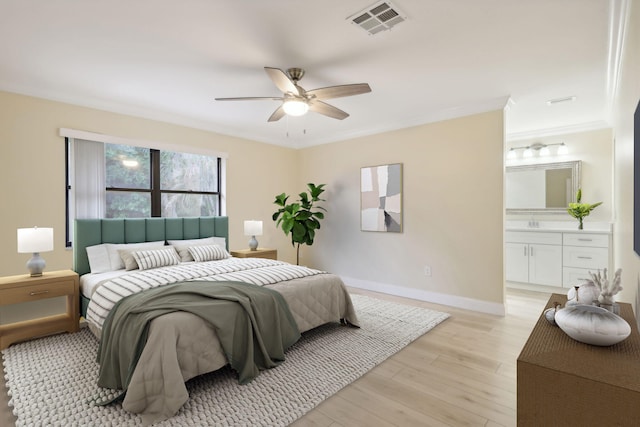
[268,105,286,122]
[264,67,300,95]
[308,100,349,120]
[215,96,283,101]
[306,83,371,100]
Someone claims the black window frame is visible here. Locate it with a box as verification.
[65,139,222,247]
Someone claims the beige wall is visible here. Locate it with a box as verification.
[0,91,505,314]
[0,90,300,276]
[506,128,614,223]
[298,110,506,314]
[612,0,640,310]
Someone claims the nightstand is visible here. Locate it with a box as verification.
[0,270,80,349]
[230,248,277,260]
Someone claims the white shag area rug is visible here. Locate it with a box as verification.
[2,294,449,426]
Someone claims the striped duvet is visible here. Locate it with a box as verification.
[86,258,325,331]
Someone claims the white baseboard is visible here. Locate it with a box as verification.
[341,276,506,316]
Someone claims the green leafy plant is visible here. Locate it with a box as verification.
[567,188,602,230]
[273,183,326,265]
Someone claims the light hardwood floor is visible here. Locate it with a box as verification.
[1,288,550,426]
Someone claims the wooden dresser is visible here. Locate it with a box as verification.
[517,293,640,425]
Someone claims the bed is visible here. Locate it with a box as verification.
[73,216,358,424]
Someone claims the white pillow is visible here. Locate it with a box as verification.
[168,236,227,262]
[132,247,180,271]
[187,244,230,262]
[104,241,166,271]
[86,244,111,274]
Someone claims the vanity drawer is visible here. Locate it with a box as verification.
[505,231,562,245]
[563,233,609,248]
[563,246,608,269]
[563,267,595,288]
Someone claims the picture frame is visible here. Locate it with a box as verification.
[360,163,403,232]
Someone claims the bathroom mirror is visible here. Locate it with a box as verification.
[506,160,581,214]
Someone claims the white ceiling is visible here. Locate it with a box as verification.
[0,1,627,148]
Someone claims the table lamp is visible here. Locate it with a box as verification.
[244,220,263,251]
[17,227,54,277]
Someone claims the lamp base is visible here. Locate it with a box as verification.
[248,236,258,251]
[26,252,45,277]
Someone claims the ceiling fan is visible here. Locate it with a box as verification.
[215,67,372,122]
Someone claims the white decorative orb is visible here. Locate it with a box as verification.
[566,282,600,305]
[555,305,631,346]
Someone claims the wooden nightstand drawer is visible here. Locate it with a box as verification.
[1,280,75,305]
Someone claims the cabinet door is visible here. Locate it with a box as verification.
[506,242,529,283]
[529,244,562,286]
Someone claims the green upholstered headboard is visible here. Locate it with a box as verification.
[73,216,229,276]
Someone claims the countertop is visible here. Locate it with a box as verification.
[506,221,612,234]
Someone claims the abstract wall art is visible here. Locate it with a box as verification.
[360,163,403,232]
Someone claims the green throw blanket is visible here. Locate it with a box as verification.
[96,280,301,401]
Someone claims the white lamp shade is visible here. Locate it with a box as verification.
[539,146,551,156]
[282,99,309,116]
[557,143,569,155]
[244,220,263,236]
[17,227,54,253]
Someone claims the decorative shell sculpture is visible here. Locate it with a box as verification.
[590,268,623,305]
[555,304,630,346]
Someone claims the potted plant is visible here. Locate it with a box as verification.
[272,183,326,265]
[567,188,602,230]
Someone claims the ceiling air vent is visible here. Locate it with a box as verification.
[348,1,407,35]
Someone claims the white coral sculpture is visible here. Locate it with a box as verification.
[589,268,623,305]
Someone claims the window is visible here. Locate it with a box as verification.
[104,144,221,218]
[105,144,152,218]
[66,138,224,246]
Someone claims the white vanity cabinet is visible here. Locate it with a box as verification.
[505,226,612,290]
[505,231,563,286]
[562,233,611,288]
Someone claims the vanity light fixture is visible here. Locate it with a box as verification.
[557,142,569,155]
[506,142,568,159]
[539,145,551,157]
[523,147,533,158]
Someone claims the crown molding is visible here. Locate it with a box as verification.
[296,95,512,148]
[605,0,631,121]
[506,120,611,142]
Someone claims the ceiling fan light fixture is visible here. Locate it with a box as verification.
[283,99,309,116]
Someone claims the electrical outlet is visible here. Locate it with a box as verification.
[424,266,432,276]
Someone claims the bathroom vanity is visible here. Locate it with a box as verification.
[505,222,612,289]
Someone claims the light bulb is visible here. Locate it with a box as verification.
[282,99,309,116]
[539,146,550,156]
[523,147,533,158]
[506,149,516,160]
[557,143,569,155]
